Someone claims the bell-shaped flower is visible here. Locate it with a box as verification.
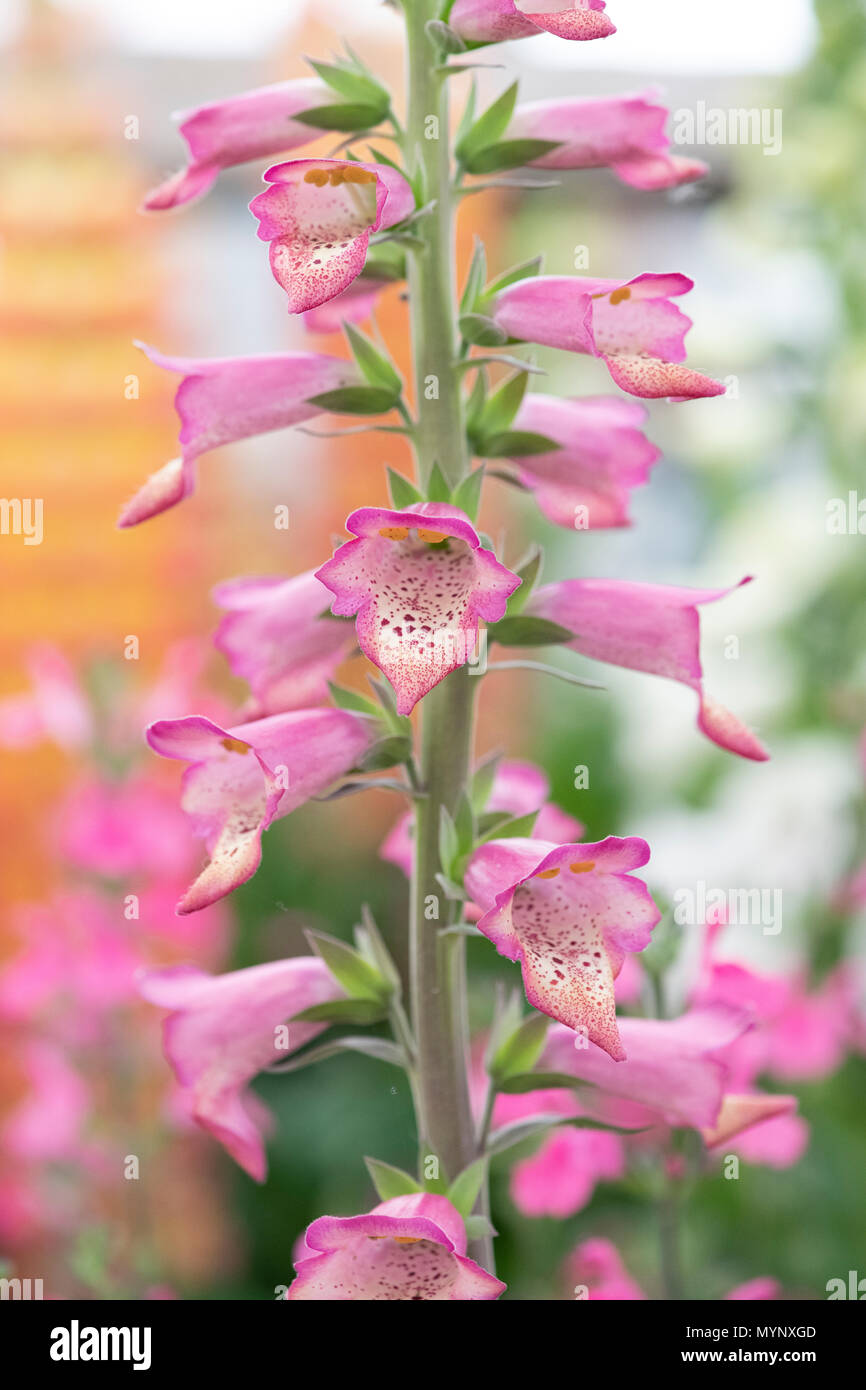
[142,78,331,211]
[488,273,725,400]
[381,757,582,876]
[119,344,358,527]
[507,394,660,528]
[450,0,615,46]
[213,570,354,717]
[464,836,660,1059]
[506,92,708,189]
[526,576,769,759]
[146,708,374,913]
[287,1193,505,1300]
[250,159,415,315]
[138,956,343,1180]
[511,1126,625,1218]
[316,503,520,716]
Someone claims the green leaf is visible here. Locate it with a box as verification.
[439,805,460,877]
[463,138,561,175]
[451,467,485,522]
[478,371,529,437]
[475,809,514,838]
[464,1214,498,1240]
[365,1157,423,1201]
[308,58,387,108]
[459,236,487,314]
[487,1113,645,1156]
[453,790,476,855]
[479,429,559,458]
[307,385,400,416]
[387,469,424,509]
[454,78,478,158]
[503,544,543,616]
[488,615,574,647]
[483,255,544,299]
[355,905,403,997]
[458,313,508,347]
[448,1157,488,1217]
[489,1011,549,1083]
[327,682,382,718]
[344,323,402,396]
[426,460,452,503]
[498,1070,591,1095]
[305,929,390,1002]
[456,81,519,163]
[294,102,388,132]
[271,1035,406,1074]
[358,734,412,771]
[291,998,387,1025]
[475,809,538,847]
[426,18,467,53]
[470,751,500,813]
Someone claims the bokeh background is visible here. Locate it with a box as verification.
[1,0,865,1299]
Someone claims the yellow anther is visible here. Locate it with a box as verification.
[303,169,330,187]
[609,287,632,305]
[417,529,447,544]
[342,166,376,184]
[328,168,346,186]
[378,526,409,541]
[569,860,596,874]
[535,867,561,879]
[221,736,251,754]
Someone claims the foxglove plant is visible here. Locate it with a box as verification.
[131,1,777,1299]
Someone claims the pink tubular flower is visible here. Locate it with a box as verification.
[506,93,708,190]
[146,708,374,913]
[450,0,615,46]
[511,1126,625,1218]
[250,159,415,315]
[526,576,769,760]
[139,956,343,1180]
[508,394,660,528]
[287,1194,505,1300]
[541,1006,757,1130]
[381,757,582,876]
[119,344,358,527]
[315,503,520,716]
[213,570,354,717]
[302,276,391,334]
[142,79,332,211]
[488,273,725,400]
[464,836,660,1059]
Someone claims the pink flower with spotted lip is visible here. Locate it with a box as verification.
[141,78,331,212]
[146,708,374,913]
[119,344,358,527]
[526,576,769,760]
[506,93,708,190]
[213,570,354,717]
[506,394,661,528]
[488,273,725,400]
[250,159,415,315]
[315,503,520,716]
[381,757,583,876]
[464,836,660,1059]
[511,1126,625,1218]
[139,956,343,1181]
[287,1194,505,1300]
[450,0,615,46]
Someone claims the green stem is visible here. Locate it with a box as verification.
[402,0,494,1273]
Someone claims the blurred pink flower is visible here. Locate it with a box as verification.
[139,956,343,1180]
[507,92,708,189]
[451,0,615,46]
[511,1126,625,1217]
[120,345,359,526]
[213,570,354,717]
[287,1194,505,1300]
[2,1041,89,1162]
[316,504,520,715]
[142,78,331,210]
[146,709,374,912]
[568,1237,647,1300]
[527,576,769,759]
